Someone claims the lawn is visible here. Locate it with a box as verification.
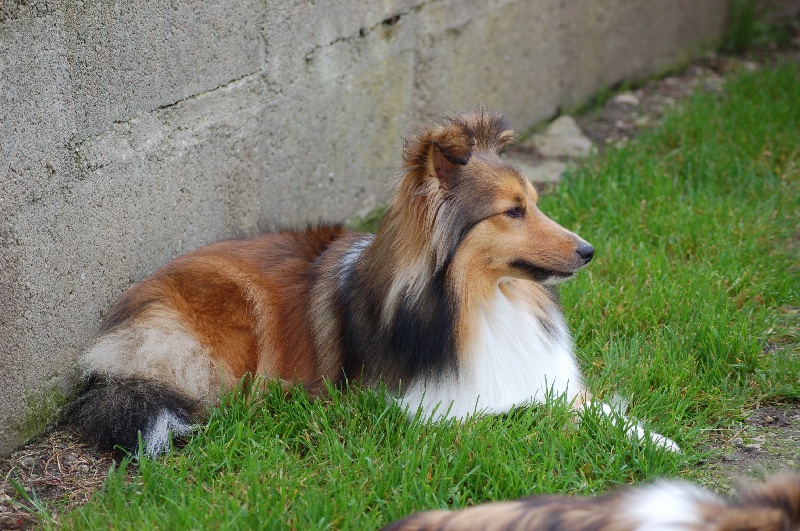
[59,64,799,530]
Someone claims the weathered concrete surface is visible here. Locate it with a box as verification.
[0,0,729,454]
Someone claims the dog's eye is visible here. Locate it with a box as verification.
[505,206,525,219]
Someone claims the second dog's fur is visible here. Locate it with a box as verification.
[383,473,800,531]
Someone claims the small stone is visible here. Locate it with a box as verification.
[20,457,36,468]
[744,434,766,450]
[613,92,640,106]
[531,116,594,159]
[731,437,744,447]
[742,60,759,72]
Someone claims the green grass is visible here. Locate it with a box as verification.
[62,65,799,529]
[721,0,793,54]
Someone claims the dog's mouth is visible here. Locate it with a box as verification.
[509,260,577,284]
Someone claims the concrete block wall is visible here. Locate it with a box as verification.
[0,0,728,455]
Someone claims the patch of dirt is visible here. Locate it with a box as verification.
[0,429,127,529]
[574,61,727,152]
[1,20,798,530]
[573,49,800,155]
[698,403,800,496]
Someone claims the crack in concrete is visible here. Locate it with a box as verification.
[303,5,423,63]
[153,70,263,112]
[72,69,265,161]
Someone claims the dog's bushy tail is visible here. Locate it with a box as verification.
[71,376,200,456]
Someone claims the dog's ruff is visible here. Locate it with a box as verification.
[73,107,678,455]
[399,281,581,419]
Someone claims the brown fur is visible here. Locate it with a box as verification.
[99,226,348,392]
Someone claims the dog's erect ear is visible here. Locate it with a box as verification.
[403,118,474,186]
[402,109,514,187]
[461,106,514,153]
[430,132,473,183]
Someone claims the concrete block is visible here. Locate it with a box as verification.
[0,11,80,451]
[258,9,420,225]
[559,0,727,108]
[410,0,564,128]
[62,0,266,139]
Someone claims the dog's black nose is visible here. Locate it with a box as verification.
[577,243,595,264]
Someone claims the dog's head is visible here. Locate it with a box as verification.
[395,107,593,289]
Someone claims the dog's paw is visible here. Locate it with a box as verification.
[593,402,681,453]
[632,424,681,453]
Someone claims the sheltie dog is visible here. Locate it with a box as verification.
[382,473,800,531]
[72,108,678,456]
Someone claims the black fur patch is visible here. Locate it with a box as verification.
[338,265,458,391]
[70,376,200,455]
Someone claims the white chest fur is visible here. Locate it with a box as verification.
[398,285,584,419]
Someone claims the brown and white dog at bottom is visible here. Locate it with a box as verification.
[382,473,800,531]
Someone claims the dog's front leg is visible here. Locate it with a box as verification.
[572,391,680,453]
